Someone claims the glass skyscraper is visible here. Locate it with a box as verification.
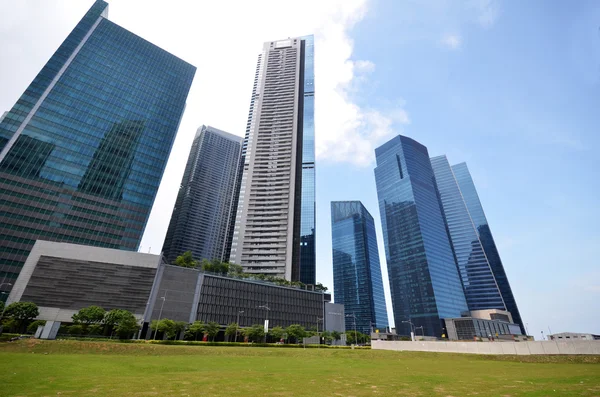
[230,36,315,284]
[331,201,388,334]
[374,136,468,337]
[431,155,506,312]
[451,162,525,334]
[162,126,242,264]
[0,0,195,294]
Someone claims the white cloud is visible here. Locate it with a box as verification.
[468,0,501,28]
[441,33,462,50]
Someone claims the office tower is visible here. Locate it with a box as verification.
[162,125,242,264]
[374,136,468,337]
[451,162,525,334]
[230,36,315,283]
[431,156,506,312]
[331,201,388,334]
[0,0,195,293]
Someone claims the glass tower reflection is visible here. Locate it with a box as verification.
[451,162,525,334]
[431,156,506,312]
[331,201,389,334]
[299,35,316,285]
[374,136,468,337]
[0,0,195,293]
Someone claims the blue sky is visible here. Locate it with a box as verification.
[1,0,598,338]
[314,0,600,337]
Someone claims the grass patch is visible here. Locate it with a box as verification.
[0,340,599,396]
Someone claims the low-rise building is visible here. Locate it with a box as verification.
[444,310,523,341]
[548,332,600,341]
[7,241,339,339]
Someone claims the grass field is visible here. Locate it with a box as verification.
[0,340,599,396]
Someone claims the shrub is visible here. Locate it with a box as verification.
[26,320,46,334]
[68,325,84,335]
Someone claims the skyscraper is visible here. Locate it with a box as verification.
[451,162,525,334]
[374,135,468,337]
[0,0,195,294]
[431,155,506,312]
[331,201,388,334]
[230,36,315,283]
[162,125,242,264]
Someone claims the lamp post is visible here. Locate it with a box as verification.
[258,305,270,342]
[317,317,323,347]
[235,310,244,342]
[402,320,415,341]
[415,326,424,339]
[345,313,357,345]
[152,291,167,340]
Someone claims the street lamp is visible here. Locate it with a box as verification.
[401,320,416,341]
[257,305,270,342]
[152,293,167,340]
[415,326,424,339]
[235,310,244,342]
[345,313,357,345]
[317,317,323,347]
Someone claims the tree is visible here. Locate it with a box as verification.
[321,330,333,344]
[314,282,328,292]
[269,326,285,342]
[331,330,341,342]
[225,323,238,341]
[151,319,177,340]
[27,320,46,334]
[72,306,105,326]
[0,300,5,316]
[172,321,187,340]
[200,259,229,275]
[114,314,139,339]
[346,331,370,345]
[87,324,103,336]
[285,324,307,344]
[227,263,244,276]
[185,321,205,341]
[104,309,138,339]
[174,251,198,268]
[3,302,39,333]
[203,321,220,341]
[244,324,265,343]
[306,326,317,337]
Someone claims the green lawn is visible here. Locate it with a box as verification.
[0,340,599,396]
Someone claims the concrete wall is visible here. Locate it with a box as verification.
[372,340,600,355]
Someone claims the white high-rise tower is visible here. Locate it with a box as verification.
[230,36,315,282]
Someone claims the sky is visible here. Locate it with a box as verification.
[1,0,599,339]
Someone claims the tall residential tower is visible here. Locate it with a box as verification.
[162,126,242,264]
[331,201,388,334]
[230,36,315,283]
[0,0,195,294]
[374,136,468,337]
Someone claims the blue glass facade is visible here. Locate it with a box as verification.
[331,201,388,334]
[374,136,468,337]
[0,0,195,292]
[162,126,242,264]
[431,156,505,312]
[299,35,316,285]
[452,162,525,334]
